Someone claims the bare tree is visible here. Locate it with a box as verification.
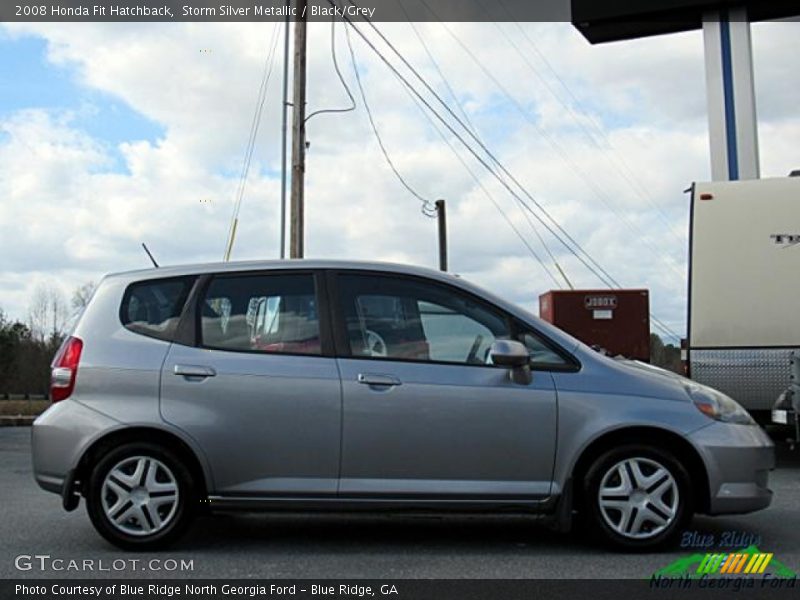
[28,284,68,342]
[71,281,97,311]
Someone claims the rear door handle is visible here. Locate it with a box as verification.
[174,364,217,378]
[358,373,401,387]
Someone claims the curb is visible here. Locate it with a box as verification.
[0,416,36,427]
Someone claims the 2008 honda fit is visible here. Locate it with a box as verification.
[32,260,774,550]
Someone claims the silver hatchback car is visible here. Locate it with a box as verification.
[32,260,774,550]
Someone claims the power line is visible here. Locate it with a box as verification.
[395,63,563,288]
[340,14,607,282]
[336,5,681,339]
[399,13,571,288]
[395,1,477,136]
[356,8,681,338]
[493,0,685,245]
[478,19,685,336]
[419,7,685,285]
[224,22,282,261]
[343,23,437,218]
[514,200,573,289]
[305,18,357,123]
[339,6,621,287]
[493,19,686,248]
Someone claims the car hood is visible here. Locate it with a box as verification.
[560,344,694,404]
[611,357,689,383]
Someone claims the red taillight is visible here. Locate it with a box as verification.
[50,336,83,403]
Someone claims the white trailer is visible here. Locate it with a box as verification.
[688,176,800,412]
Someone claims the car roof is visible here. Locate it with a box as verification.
[106,259,460,283]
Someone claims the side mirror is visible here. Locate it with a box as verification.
[490,340,532,385]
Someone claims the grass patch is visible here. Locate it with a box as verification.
[0,399,50,416]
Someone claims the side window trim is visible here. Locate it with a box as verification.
[191,269,334,357]
[326,269,351,359]
[174,274,211,347]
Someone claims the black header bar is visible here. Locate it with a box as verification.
[2,0,570,23]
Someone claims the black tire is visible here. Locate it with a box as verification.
[86,442,196,550]
[581,445,692,551]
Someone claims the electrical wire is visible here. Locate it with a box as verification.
[397,62,563,288]
[492,20,687,249]
[224,22,282,260]
[417,3,685,286]
[345,2,681,338]
[334,2,681,340]
[343,17,602,279]
[515,201,573,289]
[494,0,685,245]
[338,4,619,285]
[343,23,437,218]
[305,18,357,123]
[398,7,571,288]
[395,0,477,136]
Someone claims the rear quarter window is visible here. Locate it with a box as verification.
[120,276,194,342]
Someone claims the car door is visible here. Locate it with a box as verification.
[331,271,560,500]
[160,270,341,496]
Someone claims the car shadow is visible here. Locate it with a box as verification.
[178,512,600,555]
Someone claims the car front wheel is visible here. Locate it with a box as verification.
[583,445,692,550]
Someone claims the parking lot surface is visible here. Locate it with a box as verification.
[1,427,798,579]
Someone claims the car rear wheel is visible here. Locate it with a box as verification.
[86,442,195,550]
[582,445,692,550]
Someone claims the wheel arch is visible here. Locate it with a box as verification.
[74,426,209,499]
[569,426,710,514]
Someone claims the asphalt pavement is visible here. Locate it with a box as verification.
[1,427,798,579]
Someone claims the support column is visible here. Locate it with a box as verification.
[702,8,760,181]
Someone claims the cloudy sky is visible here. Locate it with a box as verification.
[1,19,798,340]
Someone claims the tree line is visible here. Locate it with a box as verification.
[650,333,683,374]
[0,282,95,396]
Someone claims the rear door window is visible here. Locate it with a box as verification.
[200,273,321,355]
[121,277,194,342]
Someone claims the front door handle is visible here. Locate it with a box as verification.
[174,364,217,378]
[358,373,401,387]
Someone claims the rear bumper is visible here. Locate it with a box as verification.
[31,399,120,496]
[35,472,65,494]
[689,421,775,515]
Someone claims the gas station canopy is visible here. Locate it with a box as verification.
[572,0,798,43]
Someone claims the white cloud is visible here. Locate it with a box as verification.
[1,20,799,343]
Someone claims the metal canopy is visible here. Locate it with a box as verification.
[572,0,798,44]
[570,1,799,181]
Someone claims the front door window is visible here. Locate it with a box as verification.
[338,274,509,365]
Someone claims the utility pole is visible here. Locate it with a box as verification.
[435,199,447,272]
[279,2,290,258]
[289,0,308,259]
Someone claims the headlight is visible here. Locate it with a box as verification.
[684,383,756,425]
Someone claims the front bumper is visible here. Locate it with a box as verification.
[689,421,775,515]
